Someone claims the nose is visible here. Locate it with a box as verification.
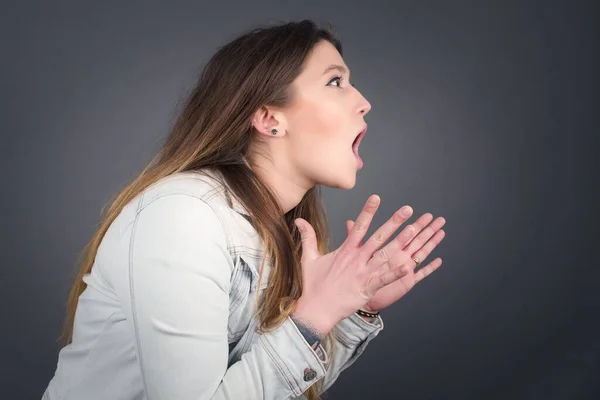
[356,92,371,116]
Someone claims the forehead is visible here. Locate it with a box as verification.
[299,40,348,79]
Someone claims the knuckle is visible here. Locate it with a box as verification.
[399,226,413,239]
[373,230,385,243]
[379,261,390,273]
[378,271,389,286]
[375,248,389,261]
[425,226,434,236]
[354,221,367,232]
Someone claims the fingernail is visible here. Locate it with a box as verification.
[401,206,412,217]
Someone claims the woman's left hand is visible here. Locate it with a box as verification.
[345,212,446,312]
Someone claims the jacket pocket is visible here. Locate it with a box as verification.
[227,256,251,341]
[233,252,271,292]
[227,254,270,341]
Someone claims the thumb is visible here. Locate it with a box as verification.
[295,218,320,262]
[346,220,355,237]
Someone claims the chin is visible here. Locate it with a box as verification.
[324,170,357,190]
[340,173,358,189]
[309,159,358,189]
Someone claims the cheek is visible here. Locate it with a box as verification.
[292,97,346,141]
[287,94,354,170]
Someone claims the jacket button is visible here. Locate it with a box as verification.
[303,368,317,381]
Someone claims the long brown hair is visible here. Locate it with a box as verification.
[60,20,342,399]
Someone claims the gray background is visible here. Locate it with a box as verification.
[2,0,598,399]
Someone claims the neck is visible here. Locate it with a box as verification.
[244,154,313,215]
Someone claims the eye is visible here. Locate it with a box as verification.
[327,75,344,88]
[327,76,356,89]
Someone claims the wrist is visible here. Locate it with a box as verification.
[292,297,337,336]
[360,304,378,313]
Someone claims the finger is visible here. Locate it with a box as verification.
[402,213,434,248]
[373,263,410,291]
[294,218,320,262]
[346,220,353,237]
[409,229,446,269]
[360,205,413,260]
[413,258,443,284]
[344,195,381,248]
[367,224,415,273]
[405,217,446,256]
[367,214,433,273]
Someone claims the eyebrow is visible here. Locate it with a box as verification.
[322,64,349,76]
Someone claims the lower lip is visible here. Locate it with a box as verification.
[353,149,363,169]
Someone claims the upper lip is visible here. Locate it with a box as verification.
[353,124,368,145]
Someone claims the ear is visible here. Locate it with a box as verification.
[251,105,287,137]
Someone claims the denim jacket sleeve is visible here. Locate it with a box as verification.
[318,312,384,394]
[127,193,337,399]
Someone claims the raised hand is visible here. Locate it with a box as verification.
[345,209,446,312]
[291,195,425,337]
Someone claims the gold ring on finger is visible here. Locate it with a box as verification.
[412,256,421,266]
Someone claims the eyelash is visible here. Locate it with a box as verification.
[328,75,355,88]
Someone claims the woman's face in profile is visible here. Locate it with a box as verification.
[272,40,372,190]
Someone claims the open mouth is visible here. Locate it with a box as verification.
[352,128,366,150]
[352,125,367,168]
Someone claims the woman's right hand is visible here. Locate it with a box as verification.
[291,194,419,335]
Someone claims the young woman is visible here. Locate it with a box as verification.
[43,20,446,400]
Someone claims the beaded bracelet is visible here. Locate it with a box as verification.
[356,309,380,318]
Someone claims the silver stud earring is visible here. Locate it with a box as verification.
[271,128,278,135]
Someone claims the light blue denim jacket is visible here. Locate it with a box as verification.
[43,168,384,400]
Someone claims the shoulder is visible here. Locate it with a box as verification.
[130,168,253,251]
[126,168,271,288]
[128,168,231,236]
[138,168,226,211]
